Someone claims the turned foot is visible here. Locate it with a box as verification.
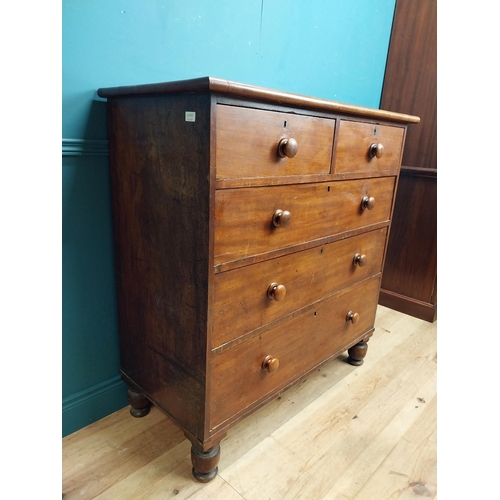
[347,339,369,366]
[127,388,151,418]
[190,444,221,483]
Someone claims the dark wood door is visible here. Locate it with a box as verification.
[379,0,437,322]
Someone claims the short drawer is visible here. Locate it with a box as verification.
[214,177,395,267]
[333,120,405,176]
[209,276,380,431]
[212,227,387,348]
[215,105,335,181]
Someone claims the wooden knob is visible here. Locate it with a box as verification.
[272,209,291,228]
[267,283,286,301]
[262,355,280,373]
[361,196,375,210]
[369,143,384,159]
[346,311,360,324]
[353,253,367,267]
[278,137,298,158]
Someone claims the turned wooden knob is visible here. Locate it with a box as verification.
[262,355,280,373]
[278,137,298,158]
[369,143,384,159]
[272,209,291,228]
[353,253,367,267]
[346,311,360,324]
[267,282,286,301]
[361,196,375,210]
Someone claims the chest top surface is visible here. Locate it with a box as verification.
[97,76,420,124]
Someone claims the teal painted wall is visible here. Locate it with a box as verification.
[62,0,396,436]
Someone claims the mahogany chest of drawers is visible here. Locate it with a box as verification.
[97,77,419,482]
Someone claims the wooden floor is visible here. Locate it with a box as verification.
[62,305,437,500]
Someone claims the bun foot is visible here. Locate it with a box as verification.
[347,339,369,366]
[127,389,151,418]
[190,445,220,483]
[192,467,218,483]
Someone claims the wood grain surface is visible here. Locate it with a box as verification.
[334,120,405,175]
[214,178,395,267]
[215,104,335,180]
[209,276,381,432]
[212,228,387,348]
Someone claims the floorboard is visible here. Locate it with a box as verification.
[62,306,437,500]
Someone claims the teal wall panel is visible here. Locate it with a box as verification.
[62,0,396,436]
[62,153,128,436]
[63,0,396,138]
[62,155,117,395]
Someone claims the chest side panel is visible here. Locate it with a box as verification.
[107,93,213,437]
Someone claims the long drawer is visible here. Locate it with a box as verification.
[215,105,335,181]
[209,276,380,431]
[214,177,395,267]
[212,227,387,348]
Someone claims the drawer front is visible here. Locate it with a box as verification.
[333,120,405,176]
[215,105,335,180]
[212,228,387,348]
[209,276,380,431]
[214,177,395,267]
